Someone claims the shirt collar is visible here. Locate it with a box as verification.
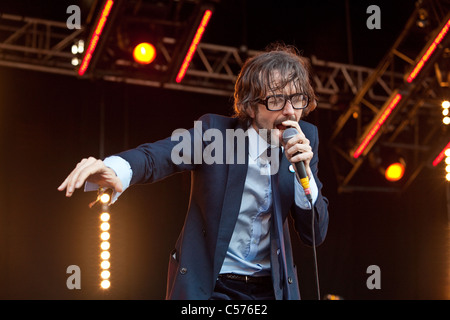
[247,126,279,161]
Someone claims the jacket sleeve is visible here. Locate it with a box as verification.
[115,114,213,185]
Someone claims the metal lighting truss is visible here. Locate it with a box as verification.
[0,10,392,101]
[0,0,448,193]
[0,13,83,76]
[329,1,450,193]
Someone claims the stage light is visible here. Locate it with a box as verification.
[443,100,450,109]
[133,42,156,64]
[100,212,110,221]
[77,40,84,54]
[446,149,450,157]
[71,40,84,55]
[406,17,450,83]
[446,145,450,181]
[100,193,110,204]
[175,9,213,83]
[100,231,110,241]
[100,222,110,231]
[324,294,344,300]
[101,251,111,260]
[101,280,111,289]
[101,270,110,279]
[385,162,405,182]
[416,8,429,28]
[432,141,450,167]
[101,260,110,269]
[99,204,111,289]
[444,117,450,125]
[353,93,402,159]
[442,100,450,125]
[71,57,79,66]
[78,0,115,76]
[101,241,110,250]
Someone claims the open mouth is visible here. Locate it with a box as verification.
[276,124,287,131]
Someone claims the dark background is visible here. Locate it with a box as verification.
[0,0,448,300]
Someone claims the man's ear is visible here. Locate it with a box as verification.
[247,105,256,119]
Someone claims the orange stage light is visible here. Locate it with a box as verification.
[133,42,157,64]
[385,162,405,182]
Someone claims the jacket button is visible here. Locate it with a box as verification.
[288,277,293,284]
[180,267,187,275]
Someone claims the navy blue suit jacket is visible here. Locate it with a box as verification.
[117,113,329,299]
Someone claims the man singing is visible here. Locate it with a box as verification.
[58,44,329,300]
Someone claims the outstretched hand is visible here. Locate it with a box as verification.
[57,157,123,197]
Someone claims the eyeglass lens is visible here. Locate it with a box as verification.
[267,94,307,110]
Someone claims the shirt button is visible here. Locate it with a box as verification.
[180,267,187,275]
[288,277,293,284]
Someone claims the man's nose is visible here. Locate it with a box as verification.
[283,100,295,116]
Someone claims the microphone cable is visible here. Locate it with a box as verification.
[307,194,321,300]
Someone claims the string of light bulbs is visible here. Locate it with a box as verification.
[98,190,112,289]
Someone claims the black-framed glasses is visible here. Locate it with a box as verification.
[256,93,309,111]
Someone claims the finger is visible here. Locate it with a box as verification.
[65,158,94,194]
[285,140,312,158]
[72,158,105,189]
[285,142,311,157]
[290,151,313,164]
[58,158,90,192]
[59,158,88,187]
[65,157,98,196]
[286,136,309,150]
[112,178,124,193]
[306,167,313,179]
[57,176,69,191]
[281,120,303,133]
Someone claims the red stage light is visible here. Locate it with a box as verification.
[78,0,114,76]
[175,9,212,83]
[406,17,450,83]
[133,42,156,64]
[353,93,403,159]
[432,141,450,167]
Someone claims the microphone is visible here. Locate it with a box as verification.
[282,128,312,201]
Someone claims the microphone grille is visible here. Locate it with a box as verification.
[282,127,298,144]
